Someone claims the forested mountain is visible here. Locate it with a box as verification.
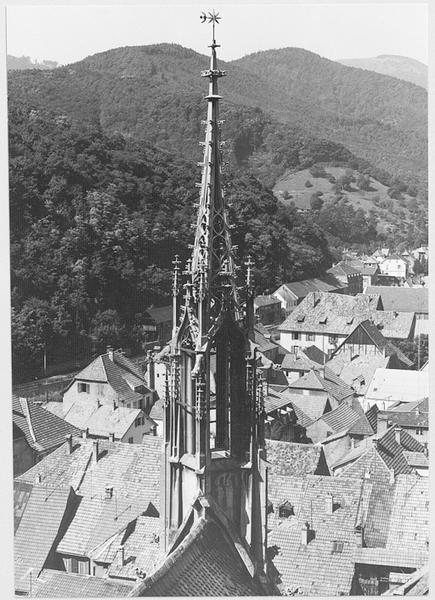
[338,55,427,90]
[7,55,60,71]
[9,104,332,379]
[7,44,427,191]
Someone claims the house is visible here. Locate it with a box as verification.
[58,399,157,443]
[376,397,428,444]
[63,348,154,414]
[253,294,282,325]
[12,395,81,477]
[331,424,427,477]
[266,475,370,595]
[306,400,373,444]
[279,291,415,356]
[272,275,347,314]
[145,305,173,345]
[287,365,355,404]
[365,285,428,335]
[327,320,413,395]
[364,368,428,411]
[327,262,363,295]
[280,346,326,384]
[379,254,408,279]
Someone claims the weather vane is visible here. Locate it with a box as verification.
[200,10,221,43]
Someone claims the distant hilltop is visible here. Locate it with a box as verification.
[7,54,60,71]
[337,54,427,89]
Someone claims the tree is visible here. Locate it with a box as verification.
[396,335,428,369]
[310,192,323,211]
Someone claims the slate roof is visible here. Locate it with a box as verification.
[365,286,428,314]
[16,436,163,511]
[131,516,264,596]
[265,439,329,477]
[267,475,369,596]
[32,569,134,597]
[15,485,76,594]
[12,395,81,453]
[366,368,428,403]
[288,366,354,402]
[63,400,155,438]
[65,350,151,405]
[319,402,363,433]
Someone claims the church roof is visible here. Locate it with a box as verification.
[130,516,265,596]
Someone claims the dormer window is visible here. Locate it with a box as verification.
[331,541,344,554]
[319,317,327,324]
[278,501,294,518]
[346,318,354,325]
[297,316,305,323]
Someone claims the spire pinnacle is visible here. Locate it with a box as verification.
[200,9,221,45]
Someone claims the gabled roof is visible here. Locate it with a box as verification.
[328,262,360,277]
[131,515,264,596]
[366,368,428,403]
[327,352,389,395]
[268,475,369,596]
[265,439,329,477]
[275,275,347,300]
[365,286,428,313]
[63,400,155,438]
[378,398,429,429]
[16,437,163,511]
[302,345,328,365]
[288,366,354,402]
[13,395,81,453]
[65,350,151,405]
[15,485,76,594]
[32,569,134,597]
[254,294,281,307]
[316,402,372,436]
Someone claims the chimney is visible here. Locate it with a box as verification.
[65,434,73,454]
[105,485,113,500]
[35,473,42,484]
[325,493,334,514]
[354,524,365,547]
[151,424,157,437]
[82,427,89,439]
[301,521,310,546]
[92,440,99,463]
[389,468,395,484]
[350,437,355,449]
[146,351,155,390]
[377,414,388,434]
[118,545,125,567]
[394,425,401,445]
[109,432,115,442]
[107,346,114,361]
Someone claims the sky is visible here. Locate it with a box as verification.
[6,2,428,66]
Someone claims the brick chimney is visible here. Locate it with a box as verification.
[65,434,73,454]
[92,440,99,463]
[301,521,310,546]
[107,346,114,361]
[394,425,401,445]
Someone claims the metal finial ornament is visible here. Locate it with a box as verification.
[200,10,221,43]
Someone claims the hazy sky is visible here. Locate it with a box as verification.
[6,2,428,65]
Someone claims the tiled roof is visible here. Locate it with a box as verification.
[354,547,427,569]
[365,286,428,313]
[13,395,81,453]
[347,413,375,436]
[106,516,162,580]
[253,327,278,354]
[378,398,429,428]
[265,439,329,477]
[365,404,379,433]
[63,401,155,438]
[254,294,281,307]
[328,262,360,277]
[302,345,328,365]
[366,368,428,403]
[57,494,148,557]
[281,353,317,372]
[32,569,134,597]
[149,397,164,420]
[15,485,75,594]
[288,393,330,422]
[402,451,429,468]
[327,352,389,395]
[267,475,368,596]
[277,275,347,300]
[132,516,264,596]
[369,310,415,340]
[319,402,362,433]
[288,366,354,402]
[17,437,162,511]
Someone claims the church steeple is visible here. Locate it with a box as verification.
[162,12,266,574]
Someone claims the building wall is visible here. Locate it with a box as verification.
[280,331,345,355]
[64,380,148,411]
[120,413,154,444]
[380,259,407,279]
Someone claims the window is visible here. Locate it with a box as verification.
[78,560,88,575]
[306,333,315,341]
[329,335,338,344]
[128,437,134,444]
[71,557,79,573]
[278,501,294,518]
[77,382,90,393]
[135,416,144,427]
[291,332,300,340]
[416,427,424,436]
[331,541,344,554]
[291,346,299,353]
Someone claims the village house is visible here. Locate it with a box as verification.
[379,254,408,279]
[272,274,347,314]
[365,285,428,336]
[327,262,363,295]
[364,368,428,411]
[55,399,157,443]
[375,397,428,445]
[63,348,154,414]
[253,294,282,325]
[12,395,81,477]
[280,345,327,384]
[278,291,415,356]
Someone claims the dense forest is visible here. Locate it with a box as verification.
[9,103,332,380]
